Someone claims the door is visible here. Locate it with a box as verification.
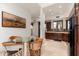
[38,22,40,37]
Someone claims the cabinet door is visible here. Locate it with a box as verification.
[62,34,68,42]
[57,33,62,41]
[46,22,51,31]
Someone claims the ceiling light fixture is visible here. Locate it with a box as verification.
[49,9,52,12]
[59,5,62,8]
[56,16,60,18]
[51,13,53,15]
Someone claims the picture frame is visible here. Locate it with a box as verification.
[2,11,26,28]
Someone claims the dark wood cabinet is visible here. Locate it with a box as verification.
[62,33,68,42]
[45,31,69,42]
[45,21,51,31]
[74,3,79,56]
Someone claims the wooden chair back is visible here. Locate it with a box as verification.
[29,37,43,56]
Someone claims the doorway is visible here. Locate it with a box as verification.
[38,22,40,37]
[31,21,40,37]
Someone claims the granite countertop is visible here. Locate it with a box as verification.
[46,31,69,34]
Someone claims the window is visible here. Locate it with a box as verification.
[53,20,63,31]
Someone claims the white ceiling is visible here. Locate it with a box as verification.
[16,3,41,18]
[38,3,54,8]
[43,3,74,20]
[14,3,74,20]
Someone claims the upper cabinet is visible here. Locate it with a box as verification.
[45,19,70,32]
[66,20,70,31]
[53,20,63,31]
[45,21,51,31]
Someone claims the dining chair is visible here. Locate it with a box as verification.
[29,37,43,56]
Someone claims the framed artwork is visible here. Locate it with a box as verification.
[2,11,26,28]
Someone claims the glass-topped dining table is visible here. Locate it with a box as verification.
[1,37,31,56]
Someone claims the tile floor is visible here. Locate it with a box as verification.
[0,40,69,56]
[41,40,69,56]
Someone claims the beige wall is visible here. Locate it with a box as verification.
[32,21,38,37]
[0,3,31,42]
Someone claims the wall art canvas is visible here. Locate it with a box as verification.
[2,11,26,28]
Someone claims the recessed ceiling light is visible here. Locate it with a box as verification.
[51,13,53,15]
[49,9,52,12]
[59,5,62,8]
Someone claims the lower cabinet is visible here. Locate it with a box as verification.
[45,32,69,42]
